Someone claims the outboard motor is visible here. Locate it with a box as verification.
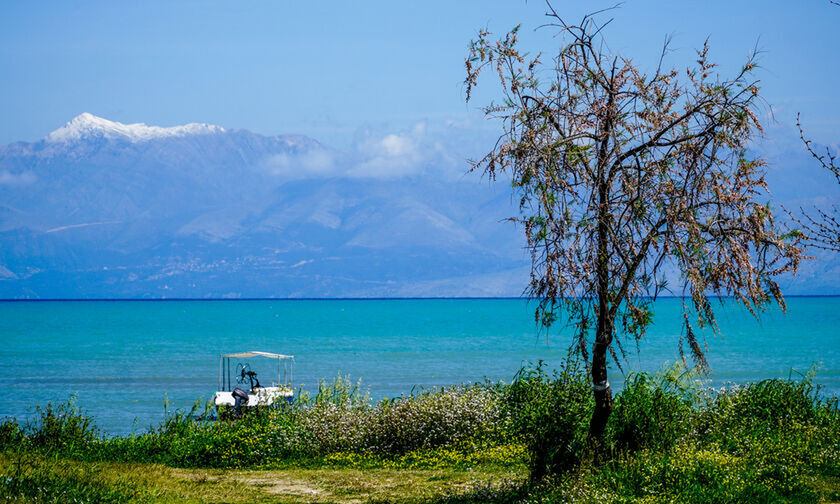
[232,388,249,417]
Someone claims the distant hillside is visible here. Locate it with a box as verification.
[0,114,835,298]
[0,114,529,298]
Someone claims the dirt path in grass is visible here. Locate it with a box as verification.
[168,466,523,503]
[1,451,524,503]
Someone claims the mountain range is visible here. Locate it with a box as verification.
[0,114,836,299]
[0,114,529,298]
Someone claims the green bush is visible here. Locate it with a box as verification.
[366,385,506,454]
[24,398,99,456]
[0,418,24,448]
[607,364,700,454]
[503,359,593,480]
[599,444,820,504]
[697,375,840,474]
[281,375,507,457]
[287,374,373,455]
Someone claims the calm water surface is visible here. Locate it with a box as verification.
[1,298,838,435]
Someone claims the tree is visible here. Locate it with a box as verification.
[792,113,840,252]
[464,6,804,454]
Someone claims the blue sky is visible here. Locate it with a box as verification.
[1,1,838,149]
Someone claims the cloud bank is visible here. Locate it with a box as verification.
[262,120,472,181]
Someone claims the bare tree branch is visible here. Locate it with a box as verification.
[789,113,840,252]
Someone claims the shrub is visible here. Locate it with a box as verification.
[599,442,822,504]
[698,374,840,462]
[292,388,372,454]
[706,378,818,434]
[25,398,99,456]
[366,384,506,454]
[503,359,593,480]
[607,363,700,454]
[0,418,24,449]
[281,375,507,457]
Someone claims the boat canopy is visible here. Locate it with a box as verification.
[218,351,294,392]
[221,351,293,359]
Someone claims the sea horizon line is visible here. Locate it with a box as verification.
[1,294,838,302]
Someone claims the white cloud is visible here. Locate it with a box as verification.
[348,122,429,178]
[264,150,338,179]
[262,120,477,181]
[0,170,36,186]
[379,134,414,157]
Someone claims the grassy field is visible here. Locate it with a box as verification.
[0,452,525,503]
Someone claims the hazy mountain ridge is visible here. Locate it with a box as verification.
[0,114,836,299]
[0,114,528,298]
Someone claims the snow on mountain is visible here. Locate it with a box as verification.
[46,113,225,143]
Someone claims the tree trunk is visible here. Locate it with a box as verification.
[590,159,614,453]
[589,319,614,450]
[590,86,615,458]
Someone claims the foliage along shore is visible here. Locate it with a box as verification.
[2,362,839,503]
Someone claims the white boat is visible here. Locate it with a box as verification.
[213,351,294,414]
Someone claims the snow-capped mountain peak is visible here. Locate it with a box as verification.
[46,113,225,143]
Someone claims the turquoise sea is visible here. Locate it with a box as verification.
[1,298,838,435]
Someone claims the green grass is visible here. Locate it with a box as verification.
[0,452,524,504]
